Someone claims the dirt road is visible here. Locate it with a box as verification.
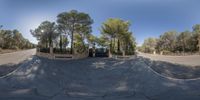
[0,49,36,65]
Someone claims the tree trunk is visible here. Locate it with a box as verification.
[110,39,113,53]
[117,39,120,53]
[59,35,63,52]
[46,39,48,49]
[49,35,52,48]
[71,30,74,54]
[113,37,116,53]
[70,22,76,55]
[125,43,128,54]
[183,41,185,54]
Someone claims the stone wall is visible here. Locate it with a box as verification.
[36,51,88,60]
[36,52,53,59]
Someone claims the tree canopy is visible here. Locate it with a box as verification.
[100,18,136,55]
[141,38,157,53]
[31,21,59,49]
[57,10,93,54]
[140,24,200,54]
[0,28,35,50]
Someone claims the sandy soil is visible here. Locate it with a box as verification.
[0,49,17,54]
[0,49,36,65]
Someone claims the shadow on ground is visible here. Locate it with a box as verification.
[0,56,200,100]
[142,57,200,79]
[0,57,34,77]
[0,63,19,77]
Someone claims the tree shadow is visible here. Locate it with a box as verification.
[0,63,19,77]
[141,57,200,79]
[0,57,34,77]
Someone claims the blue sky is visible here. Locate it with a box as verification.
[0,0,200,45]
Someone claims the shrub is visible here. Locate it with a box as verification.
[125,51,135,55]
[113,51,123,55]
[10,46,19,50]
[53,48,71,54]
[162,50,171,55]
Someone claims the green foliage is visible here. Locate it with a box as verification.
[30,10,93,54]
[31,21,59,48]
[57,10,93,54]
[55,34,69,52]
[141,24,200,54]
[177,31,192,52]
[156,31,177,52]
[0,29,35,50]
[100,18,136,55]
[87,34,96,47]
[74,33,88,54]
[96,35,110,47]
[141,38,157,53]
[193,24,200,52]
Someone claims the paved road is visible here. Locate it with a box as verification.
[0,56,200,100]
[0,49,36,65]
[137,52,200,66]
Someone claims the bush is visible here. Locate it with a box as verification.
[125,51,135,55]
[74,43,88,54]
[162,50,171,55]
[10,46,19,50]
[112,51,123,55]
[53,48,71,54]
